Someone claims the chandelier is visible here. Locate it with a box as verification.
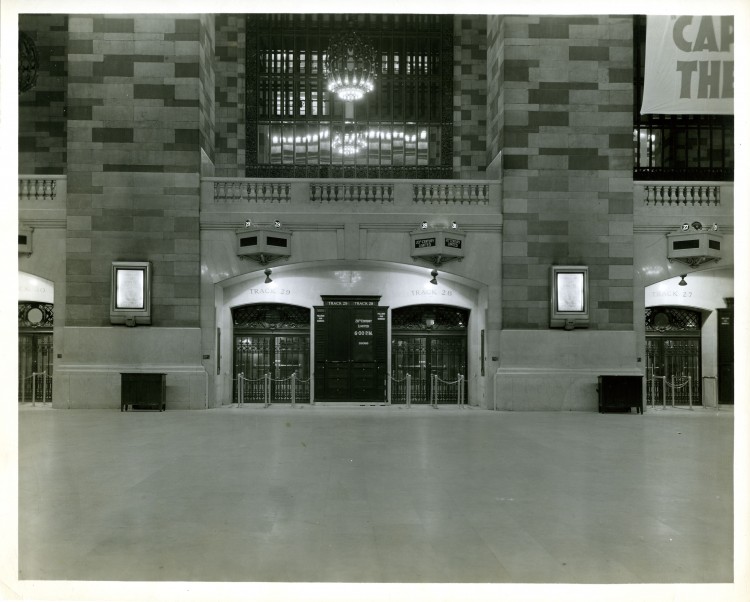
[324,29,377,102]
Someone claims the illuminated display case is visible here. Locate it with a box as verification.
[550,266,589,329]
[110,261,152,326]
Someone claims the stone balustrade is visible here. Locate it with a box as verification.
[19,175,66,202]
[204,177,499,207]
[212,179,292,203]
[642,183,722,207]
[413,181,490,205]
[310,182,394,203]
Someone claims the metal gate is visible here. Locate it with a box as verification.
[645,307,701,406]
[391,305,468,404]
[18,302,54,403]
[234,335,310,403]
[232,304,310,404]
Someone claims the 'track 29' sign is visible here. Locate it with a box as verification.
[641,15,734,115]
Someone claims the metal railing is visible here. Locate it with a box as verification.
[648,375,694,410]
[236,371,311,407]
[19,371,52,405]
[390,372,465,407]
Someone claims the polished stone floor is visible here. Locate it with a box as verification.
[18,404,733,584]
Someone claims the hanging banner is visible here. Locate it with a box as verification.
[640,15,734,115]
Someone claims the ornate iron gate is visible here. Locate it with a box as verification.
[18,302,54,403]
[645,307,701,406]
[391,305,468,404]
[232,304,310,403]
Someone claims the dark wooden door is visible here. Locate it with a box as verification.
[314,301,387,402]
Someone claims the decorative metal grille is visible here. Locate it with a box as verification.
[232,303,310,330]
[391,304,469,331]
[645,307,701,332]
[18,333,53,402]
[18,302,54,328]
[246,13,453,179]
[391,335,467,404]
[232,304,311,403]
[234,334,310,403]
[391,304,468,404]
[646,337,701,406]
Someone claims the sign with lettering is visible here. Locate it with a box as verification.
[353,312,374,361]
[321,296,380,307]
[641,15,734,115]
[444,237,462,249]
[414,237,436,249]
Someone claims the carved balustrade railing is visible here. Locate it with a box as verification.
[212,179,292,203]
[18,175,66,202]
[412,182,490,205]
[310,182,394,203]
[204,177,499,207]
[641,183,722,207]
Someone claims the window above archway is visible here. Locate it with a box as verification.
[245,14,453,179]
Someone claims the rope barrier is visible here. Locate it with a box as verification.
[20,371,51,406]
[647,375,693,409]
[235,371,311,407]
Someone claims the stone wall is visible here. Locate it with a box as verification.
[453,15,488,179]
[499,15,634,330]
[486,15,504,168]
[64,14,206,327]
[213,14,246,177]
[18,15,68,175]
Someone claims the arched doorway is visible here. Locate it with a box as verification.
[645,307,702,406]
[232,303,311,403]
[391,304,468,404]
[18,301,54,403]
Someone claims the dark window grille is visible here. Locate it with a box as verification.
[633,15,733,181]
[232,303,310,330]
[645,307,702,333]
[246,14,453,178]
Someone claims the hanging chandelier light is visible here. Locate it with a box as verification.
[324,28,377,102]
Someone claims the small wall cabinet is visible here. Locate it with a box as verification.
[121,373,166,411]
[598,375,643,414]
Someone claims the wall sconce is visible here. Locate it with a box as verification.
[430,269,438,285]
[264,268,273,284]
[245,218,253,227]
[678,274,687,286]
[424,312,436,328]
[274,220,282,229]
[451,221,458,229]
[421,221,429,230]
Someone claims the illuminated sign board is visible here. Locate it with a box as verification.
[550,266,589,329]
[110,261,152,325]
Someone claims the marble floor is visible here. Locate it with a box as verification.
[17,404,733,585]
